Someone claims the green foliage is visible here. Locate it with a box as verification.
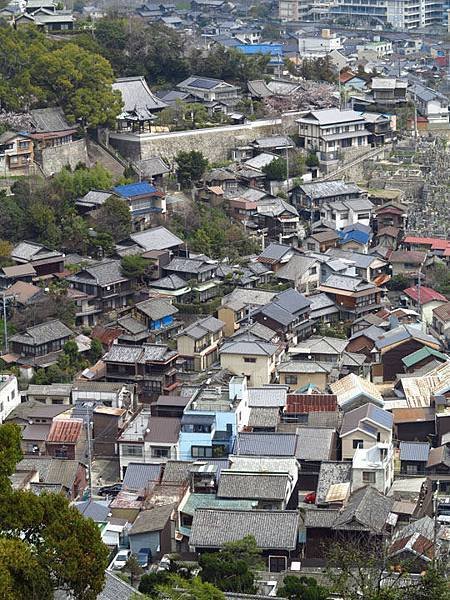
[95,196,132,242]
[88,338,103,363]
[120,255,147,280]
[53,164,113,200]
[0,191,25,243]
[33,340,87,384]
[277,575,330,600]
[155,575,225,599]
[139,570,171,595]
[431,263,450,297]
[199,535,262,593]
[263,157,288,181]
[305,153,319,168]
[0,25,121,126]
[387,274,409,291]
[299,55,337,83]
[0,423,109,598]
[176,150,208,186]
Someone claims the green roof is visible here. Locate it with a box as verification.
[402,346,449,368]
[182,493,255,517]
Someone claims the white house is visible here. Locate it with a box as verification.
[352,442,394,495]
[297,109,370,173]
[409,84,449,126]
[297,29,343,57]
[319,197,374,230]
[0,374,20,423]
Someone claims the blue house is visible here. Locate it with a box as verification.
[113,181,166,229]
[124,297,180,343]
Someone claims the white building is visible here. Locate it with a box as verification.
[320,197,374,230]
[352,442,394,495]
[297,109,370,173]
[331,0,443,29]
[297,29,343,57]
[409,84,450,126]
[0,374,20,423]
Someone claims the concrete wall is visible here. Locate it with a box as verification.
[40,139,89,176]
[220,353,274,386]
[109,112,303,164]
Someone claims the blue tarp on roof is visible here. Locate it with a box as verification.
[236,43,283,56]
[114,181,157,197]
[338,229,370,245]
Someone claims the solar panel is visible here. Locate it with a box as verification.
[189,78,218,89]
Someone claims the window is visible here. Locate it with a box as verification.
[151,447,170,458]
[353,439,364,449]
[362,471,376,484]
[285,375,298,385]
[121,444,143,457]
[191,446,213,458]
[18,141,29,149]
[406,464,418,475]
[244,357,256,363]
[310,266,317,275]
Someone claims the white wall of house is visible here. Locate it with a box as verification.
[0,375,20,423]
[352,443,394,495]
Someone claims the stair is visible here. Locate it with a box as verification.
[86,137,125,178]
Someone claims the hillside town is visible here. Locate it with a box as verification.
[1,1,450,599]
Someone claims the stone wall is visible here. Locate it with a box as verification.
[108,112,304,165]
[40,138,89,176]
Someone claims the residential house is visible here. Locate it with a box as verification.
[303,230,339,253]
[26,383,72,406]
[124,297,180,343]
[393,407,436,442]
[72,381,135,409]
[319,197,374,230]
[318,274,382,319]
[3,281,43,307]
[28,107,83,175]
[116,226,184,258]
[275,254,320,294]
[330,373,384,412]
[401,346,448,374]
[376,225,400,248]
[218,288,276,337]
[113,182,166,230]
[297,29,343,56]
[252,288,312,343]
[75,190,118,215]
[256,243,295,273]
[189,509,300,572]
[362,111,396,145]
[278,361,334,390]
[93,406,127,456]
[234,431,298,457]
[370,78,408,106]
[9,320,73,365]
[304,486,394,560]
[325,249,388,283]
[409,84,449,126]
[340,403,393,460]
[296,109,370,173]
[45,418,85,461]
[15,456,87,499]
[426,444,450,491]
[15,9,75,31]
[352,443,394,494]
[66,260,133,325]
[403,286,448,326]
[288,336,348,365]
[254,197,301,246]
[162,255,219,302]
[372,324,441,382]
[177,76,240,114]
[293,180,364,214]
[128,504,174,558]
[0,263,36,287]
[431,302,450,349]
[402,235,450,259]
[399,441,430,476]
[103,343,178,400]
[374,203,407,230]
[177,316,225,371]
[112,76,168,133]
[315,460,352,507]
[296,427,337,488]
[0,375,20,423]
[216,469,296,510]
[220,339,279,386]
[0,130,33,176]
[10,241,64,277]
[251,135,294,155]
[389,250,428,278]
[308,292,340,324]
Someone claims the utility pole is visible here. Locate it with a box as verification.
[85,403,94,499]
[417,251,428,331]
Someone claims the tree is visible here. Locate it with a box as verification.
[88,338,104,363]
[277,575,330,600]
[0,422,109,598]
[263,157,288,181]
[139,570,170,595]
[155,575,225,600]
[121,255,147,280]
[53,164,113,200]
[124,556,143,588]
[176,150,208,186]
[0,192,25,242]
[199,535,262,593]
[0,239,12,267]
[95,196,132,242]
[305,153,319,168]
[387,274,409,291]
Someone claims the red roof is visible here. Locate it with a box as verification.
[286,394,337,413]
[340,71,356,83]
[403,235,450,250]
[404,286,447,304]
[47,419,83,444]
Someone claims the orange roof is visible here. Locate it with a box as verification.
[403,235,450,250]
[47,419,83,444]
[340,71,356,83]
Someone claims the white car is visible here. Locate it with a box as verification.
[113,549,131,570]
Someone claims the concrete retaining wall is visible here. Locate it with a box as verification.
[40,138,89,176]
[108,112,303,164]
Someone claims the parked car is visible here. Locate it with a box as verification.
[99,483,122,498]
[304,491,316,504]
[113,549,131,570]
[137,547,152,569]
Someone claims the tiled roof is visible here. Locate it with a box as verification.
[402,346,448,368]
[236,432,297,456]
[190,509,299,550]
[129,504,173,535]
[247,386,287,408]
[129,226,183,251]
[330,373,384,409]
[433,301,450,322]
[286,394,337,413]
[220,339,278,357]
[248,407,279,428]
[47,419,83,444]
[296,427,335,461]
[341,403,393,437]
[316,461,352,505]
[68,259,127,286]
[333,486,394,533]
[122,463,163,492]
[135,297,178,320]
[217,471,290,500]
[399,441,430,462]
[30,107,75,133]
[145,417,181,444]
[10,319,72,346]
[404,286,447,304]
[179,316,224,340]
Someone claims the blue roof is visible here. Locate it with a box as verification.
[338,229,370,245]
[114,181,157,198]
[236,43,283,56]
